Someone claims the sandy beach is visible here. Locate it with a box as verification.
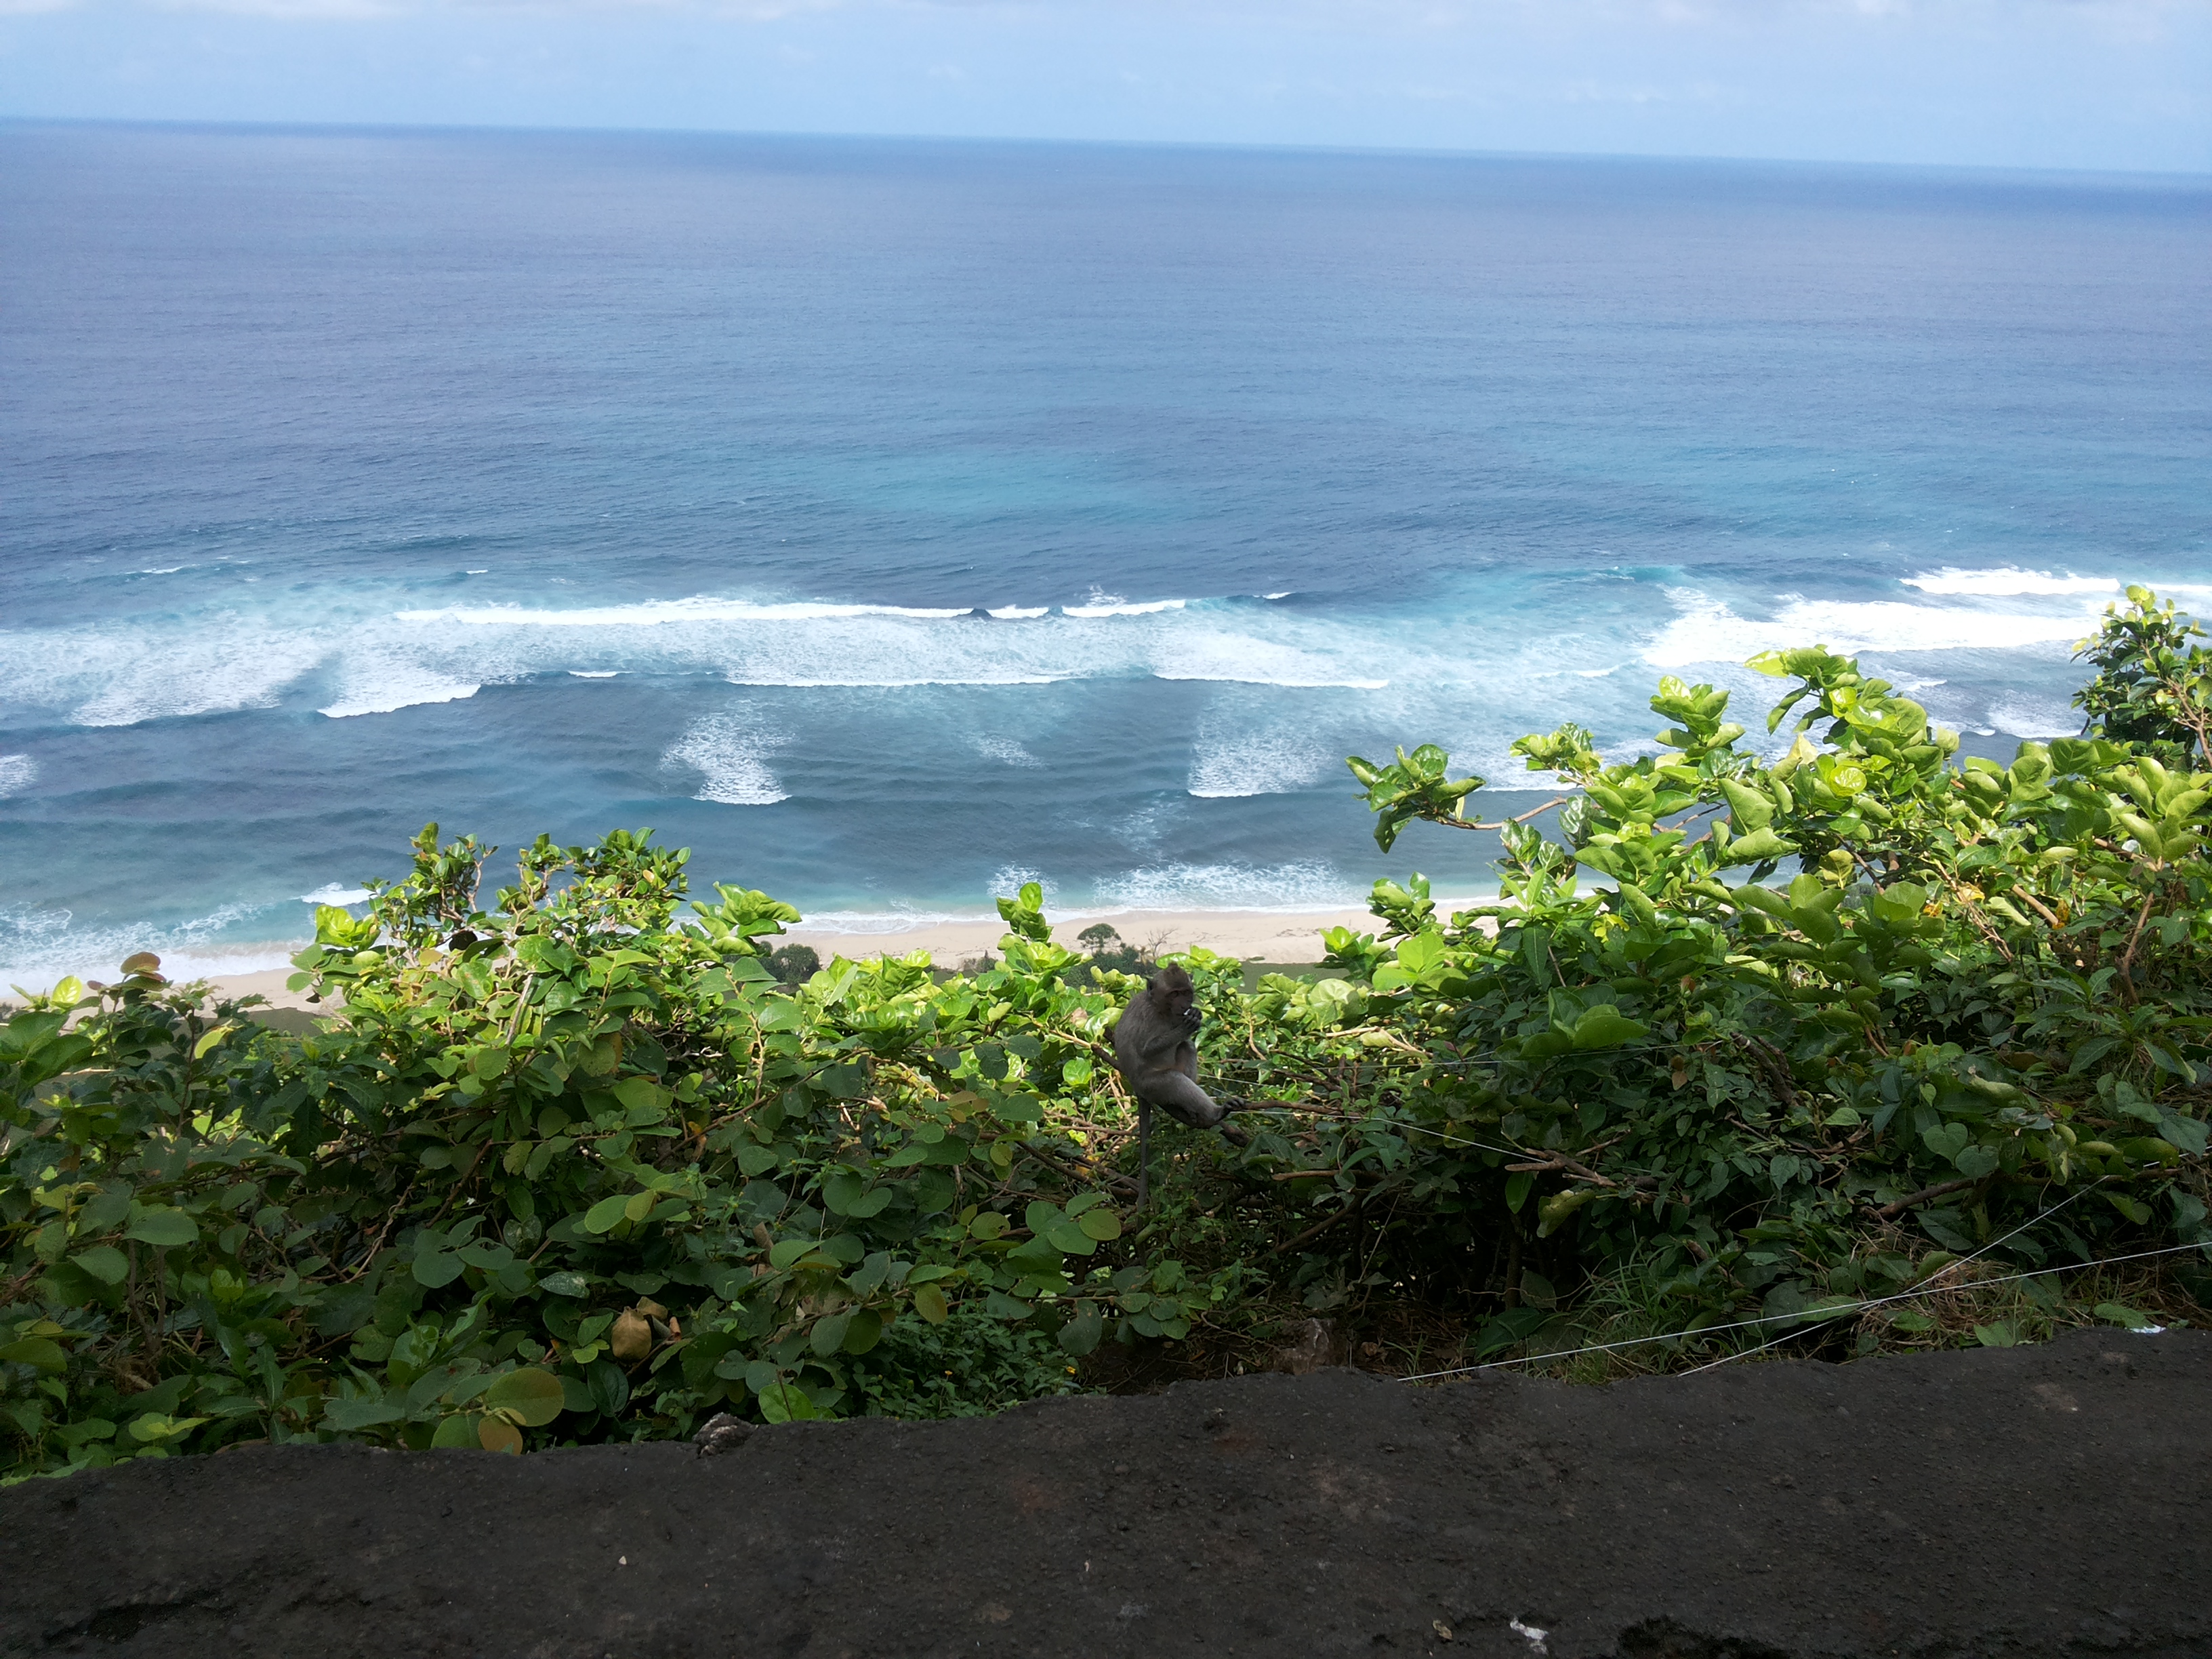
[167,903,1478,1012]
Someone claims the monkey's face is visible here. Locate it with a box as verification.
[1153,963,1200,1029]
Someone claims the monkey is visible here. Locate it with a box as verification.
[1109,962,1244,1204]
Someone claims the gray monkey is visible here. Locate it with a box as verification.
[1109,962,1242,1204]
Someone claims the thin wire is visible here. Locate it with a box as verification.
[1399,1239,2208,1383]
[1671,1176,2107,1378]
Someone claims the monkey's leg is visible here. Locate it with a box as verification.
[1149,1071,1229,1130]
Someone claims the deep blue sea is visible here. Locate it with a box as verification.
[2,123,2208,987]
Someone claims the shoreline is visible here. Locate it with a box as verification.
[18,900,1489,1012]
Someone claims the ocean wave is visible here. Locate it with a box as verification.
[985,605,1050,620]
[299,884,372,905]
[396,597,979,626]
[1090,859,1359,912]
[1062,596,1187,619]
[1151,630,1388,689]
[0,900,297,994]
[1902,568,2118,598]
[0,755,35,798]
[722,672,1066,689]
[1985,698,2082,740]
[0,627,324,728]
[785,907,998,935]
[1645,588,2103,668]
[663,709,790,805]
[0,584,1425,727]
[318,656,481,719]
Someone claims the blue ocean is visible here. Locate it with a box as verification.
[2,124,2208,986]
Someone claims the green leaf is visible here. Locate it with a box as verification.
[586,1359,629,1418]
[431,1414,482,1449]
[1952,1143,2000,1179]
[2094,1302,2156,1330]
[1972,1321,2020,1348]
[68,1246,130,1286]
[1920,1122,1970,1163]
[810,1313,851,1357]
[912,1284,949,1324]
[840,1309,884,1355]
[324,1395,407,1431]
[1046,1222,1099,1256]
[413,1250,465,1288]
[1571,1008,1648,1050]
[539,1271,590,1297]
[1536,1187,1595,1237]
[583,1195,630,1234]
[123,1208,198,1248]
[757,1382,820,1423]
[484,1367,566,1426]
[820,1168,866,1215]
[611,1077,665,1113]
[1718,778,1774,831]
[0,1338,66,1372]
[1058,1309,1105,1357]
[1077,1208,1122,1242]
[1720,827,1796,865]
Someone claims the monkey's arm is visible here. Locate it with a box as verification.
[1126,1018,1191,1067]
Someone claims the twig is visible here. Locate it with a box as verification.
[1873,1174,1982,1219]
[1267,1199,1362,1256]
[1459,796,1572,832]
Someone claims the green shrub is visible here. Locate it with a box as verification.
[7,587,2211,1479]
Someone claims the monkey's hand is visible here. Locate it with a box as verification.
[1178,1004,1202,1033]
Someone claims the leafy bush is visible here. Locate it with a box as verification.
[6,588,2211,1479]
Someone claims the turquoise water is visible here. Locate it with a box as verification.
[2,125,2208,984]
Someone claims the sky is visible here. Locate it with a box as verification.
[0,0,2207,173]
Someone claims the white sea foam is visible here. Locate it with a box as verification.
[398,597,977,626]
[977,735,1044,768]
[0,900,297,993]
[3,628,326,728]
[1,583,1427,729]
[1152,631,1388,689]
[1091,860,1357,912]
[1063,597,1187,619]
[786,907,997,935]
[319,657,481,720]
[1187,722,1334,798]
[663,710,790,805]
[1902,568,2118,598]
[0,756,35,798]
[1986,699,2081,740]
[723,671,1064,689]
[299,884,372,905]
[1645,588,2104,668]
[986,605,1050,620]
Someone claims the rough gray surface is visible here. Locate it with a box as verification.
[3,1328,2207,1658]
